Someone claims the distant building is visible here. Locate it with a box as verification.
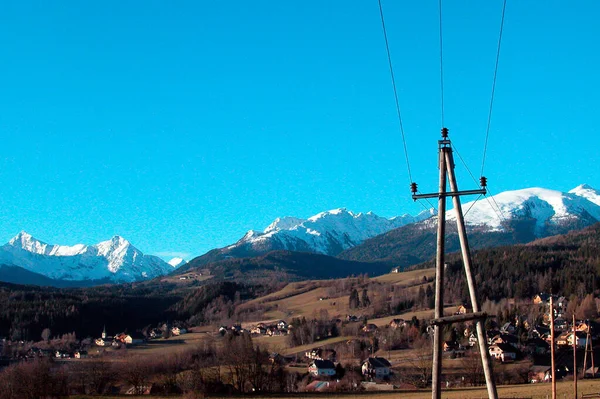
[489,343,516,362]
[306,348,337,362]
[362,324,378,333]
[389,319,406,329]
[308,360,336,377]
[362,357,391,378]
[456,305,470,315]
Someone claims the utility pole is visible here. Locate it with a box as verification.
[573,314,578,399]
[550,296,556,399]
[412,128,498,399]
[583,322,595,379]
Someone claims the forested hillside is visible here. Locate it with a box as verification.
[431,223,600,304]
[0,281,268,342]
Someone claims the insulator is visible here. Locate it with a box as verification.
[480,176,487,188]
[410,182,418,194]
[441,127,449,138]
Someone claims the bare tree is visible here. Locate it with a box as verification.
[41,328,51,342]
[120,356,153,394]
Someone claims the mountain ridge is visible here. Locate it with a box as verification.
[0,232,181,285]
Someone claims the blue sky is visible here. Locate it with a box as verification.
[0,1,598,259]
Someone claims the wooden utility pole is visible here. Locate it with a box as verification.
[412,128,498,399]
[573,314,578,399]
[583,323,595,379]
[549,296,556,399]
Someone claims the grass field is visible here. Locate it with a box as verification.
[69,378,600,398]
[242,268,440,326]
[373,268,435,286]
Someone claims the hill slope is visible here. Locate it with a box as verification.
[179,250,391,282]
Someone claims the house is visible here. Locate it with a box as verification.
[389,319,406,329]
[456,305,470,315]
[55,350,70,359]
[391,267,400,273]
[124,384,152,395]
[567,331,588,348]
[489,343,516,362]
[556,332,570,347]
[362,357,392,378]
[468,333,478,347]
[149,328,163,339]
[95,337,110,347]
[251,326,267,335]
[500,322,516,334]
[575,321,592,333]
[306,348,336,362]
[533,293,551,305]
[529,366,551,383]
[362,324,378,333]
[267,327,284,336]
[486,330,499,344]
[531,325,550,338]
[308,360,337,377]
[525,338,550,355]
[230,324,243,334]
[491,333,519,349]
[277,320,288,330]
[115,333,129,344]
[554,317,568,331]
[74,351,88,359]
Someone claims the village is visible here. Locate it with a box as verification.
[2,262,600,397]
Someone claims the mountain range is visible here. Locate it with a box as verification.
[0,232,183,284]
[1,183,599,286]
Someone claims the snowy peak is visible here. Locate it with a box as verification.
[449,185,600,234]
[168,257,187,268]
[0,234,175,284]
[8,231,49,254]
[569,184,600,206]
[8,231,87,257]
[264,216,305,234]
[227,207,435,257]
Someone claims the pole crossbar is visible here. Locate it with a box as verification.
[430,311,488,326]
[413,189,486,200]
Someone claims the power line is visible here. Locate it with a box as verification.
[480,0,508,177]
[438,0,445,128]
[452,143,480,187]
[464,194,483,217]
[377,0,413,185]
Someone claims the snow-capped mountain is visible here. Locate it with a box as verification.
[338,184,600,266]
[443,184,600,235]
[168,257,187,268]
[194,208,436,264]
[0,232,179,283]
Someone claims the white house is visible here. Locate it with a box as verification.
[308,360,336,377]
[489,343,516,362]
[362,357,391,378]
[567,331,588,348]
